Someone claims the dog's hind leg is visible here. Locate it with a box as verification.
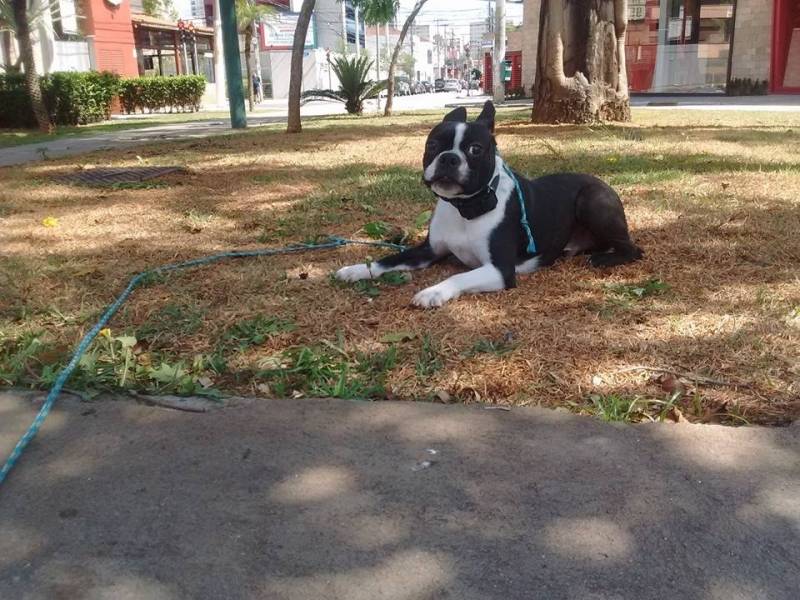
[335,238,445,282]
[575,183,643,268]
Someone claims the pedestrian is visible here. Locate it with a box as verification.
[252,72,262,103]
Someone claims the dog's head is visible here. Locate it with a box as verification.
[422,100,496,199]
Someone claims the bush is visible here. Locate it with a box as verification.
[42,71,120,125]
[118,76,206,114]
[727,78,768,96]
[0,72,35,128]
[0,71,119,127]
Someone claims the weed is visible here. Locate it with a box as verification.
[332,270,411,297]
[606,278,669,300]
[136,303,204,343]
[362,221,391,239]
[416,334,442,377]
[256,343,397,399]
[466,334,516,357]
[587,393,641,422]
[183,210,214,233]
[0,332,46,385]
[223,315,296,349]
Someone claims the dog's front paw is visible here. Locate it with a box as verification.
[412,283,458,308]
[335,263,373,282]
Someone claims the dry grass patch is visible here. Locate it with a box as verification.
[1,108,799,424]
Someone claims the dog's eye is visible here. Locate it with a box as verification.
[425,141,439,154]
[467,144,483,156]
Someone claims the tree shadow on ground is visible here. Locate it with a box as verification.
[0,395,798,599]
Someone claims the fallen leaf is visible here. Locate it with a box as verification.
[435,390,451,403]
[380,330,416,343]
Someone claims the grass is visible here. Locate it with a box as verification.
[1,107,799,425]
[0,111,233,149]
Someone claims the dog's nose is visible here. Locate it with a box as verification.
[440,152,461,168]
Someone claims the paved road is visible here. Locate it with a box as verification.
[1,390,798,600]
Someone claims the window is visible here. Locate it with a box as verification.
[624,0,735,93]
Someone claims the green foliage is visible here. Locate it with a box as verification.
[362,220,391,239]
[415,334,442,377]
[42,71,120,125]
[606,278,669,301]
[587,394,641,422]
[0,331,45,385]
[235,0,273,31]
[118,75,206,114]
[301,55,385,115]
[355,0,399,26]
[0,72,35,128]
[256,343,397,399]
[223,315,296,350]
[0,71,119,127]
[727,78,768,96]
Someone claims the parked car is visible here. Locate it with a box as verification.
[434,78,445,92]
[422,81,434,93]
[412,81,427,94]
[443,79,460,92]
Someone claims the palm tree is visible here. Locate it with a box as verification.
[236,0,272,112]
[383,0,428,116]
[10,0,51,132]
[286,0,315,133]
[301,54,384,115]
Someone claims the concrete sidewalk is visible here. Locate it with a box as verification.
[1,390,798,600]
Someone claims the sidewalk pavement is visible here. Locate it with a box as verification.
[1,390,798,600]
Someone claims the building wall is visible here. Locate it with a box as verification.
[84,0,139,76]
[730,0,773,82]
[521,0,540,93]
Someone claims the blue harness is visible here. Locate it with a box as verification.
[501,160,537,255]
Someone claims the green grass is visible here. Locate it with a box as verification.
[0,111,232,149]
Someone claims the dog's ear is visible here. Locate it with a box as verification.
[476,100,496,133]
[442,106,467,123]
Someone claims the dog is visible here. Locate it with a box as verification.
[336,101,643,308]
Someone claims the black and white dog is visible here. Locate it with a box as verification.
[336,101,642,308]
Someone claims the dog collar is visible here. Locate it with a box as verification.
[437,174,501,220]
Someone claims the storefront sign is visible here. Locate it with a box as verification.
[261,12,315,50]
[628,0,646,21]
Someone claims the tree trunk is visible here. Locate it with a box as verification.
[286,0,315,133]
[384,0,427,117]
[245,22,254,111]
[532,0,630,124]
[12,0,52,132]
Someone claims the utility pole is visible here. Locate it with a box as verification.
[341,0,348,54]
[376,27,381,111]
[493,0,506,104]
[354,7,360,57]
[219,0,246,127]
[213,0,226,108]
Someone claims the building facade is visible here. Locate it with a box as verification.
[521,0,800,95]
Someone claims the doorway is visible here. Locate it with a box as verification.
[772,0,800,92]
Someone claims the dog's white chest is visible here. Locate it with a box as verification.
[429,200,499,268]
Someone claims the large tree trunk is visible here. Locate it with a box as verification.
[383,0,427,117]
[286,0,315,133]
[245,22,255,111]
[532,0,630,124]
[12,0,52,132]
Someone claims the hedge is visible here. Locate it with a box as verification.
[118,76,206,114]
[0,72,35,128]
[0,71,119,128]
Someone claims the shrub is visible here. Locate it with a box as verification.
[727,77,768,96]
[118,75,206,114]
[0,72,36,128]
[41,71,120,125]
[301,55,385,115]
[0,71,119,127]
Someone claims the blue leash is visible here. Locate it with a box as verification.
[0,236,404,487]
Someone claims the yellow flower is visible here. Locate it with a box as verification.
[42,216,59,228]
[99,328,112,338]
[607,156,618,163]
